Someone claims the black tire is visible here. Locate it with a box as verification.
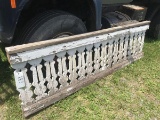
[148,11,160,39]
[14,11,87,44]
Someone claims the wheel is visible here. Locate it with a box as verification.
[14,11,87,44]
[148,10,160,39]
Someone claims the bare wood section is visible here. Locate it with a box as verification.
[123,5,146,10]
[23,53,143,117]
[5,21,150,55]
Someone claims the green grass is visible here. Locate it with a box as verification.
[0,38,160,120]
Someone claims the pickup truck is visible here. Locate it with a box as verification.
[0,0,160,44]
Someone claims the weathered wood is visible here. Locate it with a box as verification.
[5,22,149,117]
[6,26,149,65]
[23,53,143,117]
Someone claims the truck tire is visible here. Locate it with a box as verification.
[149,11,160,39]
[14,11,87,44]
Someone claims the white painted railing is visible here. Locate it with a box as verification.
[5,21,149,117]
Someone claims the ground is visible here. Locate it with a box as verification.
[0,38,160,120]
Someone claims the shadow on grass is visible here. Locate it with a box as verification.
[0,43,18,105]
[145,36,160,43]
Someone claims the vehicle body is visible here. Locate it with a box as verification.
[0,0,160,44]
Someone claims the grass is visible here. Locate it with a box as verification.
[0,38,160,120]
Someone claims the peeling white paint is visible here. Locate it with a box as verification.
[7,24,149,117]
